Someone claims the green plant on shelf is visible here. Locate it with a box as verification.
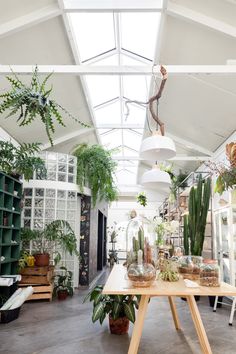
[20,220,80,265]
[0,66,90,146]
[0,141,46,181]
[53,266,74,297]
[73,144,118,206]
[83,285,140,324]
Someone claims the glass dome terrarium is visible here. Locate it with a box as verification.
[200,260,220,287]
[127,250,156,287]
[178,255,203,280]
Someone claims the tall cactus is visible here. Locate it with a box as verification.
[184,175,211,256]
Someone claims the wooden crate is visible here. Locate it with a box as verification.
[20,266,54,285]
[19,283,53,301]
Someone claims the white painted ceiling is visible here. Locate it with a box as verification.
[0,0,236,196]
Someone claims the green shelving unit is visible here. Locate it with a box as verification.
[0,172,22,275]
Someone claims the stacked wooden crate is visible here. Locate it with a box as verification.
[19,266,54,301]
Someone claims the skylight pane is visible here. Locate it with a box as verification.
[123,130,142,151]
[115,168,137,185]
[100,129,122,150]
[90,54,119,65]
[123,147,139,156]
[120,12,161,60]
[94,101,121,125]
[85,76,119,106]
[123,75,150,102]
[69,13,116,61]
[123,101,146,125]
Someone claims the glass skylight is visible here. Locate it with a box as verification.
[69,13,116,62]
[69,10,162,187]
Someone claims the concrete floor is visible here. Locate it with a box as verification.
[1,283,236,354]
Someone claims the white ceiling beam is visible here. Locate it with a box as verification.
[2,64,236,75]
[167,1,236,39]
[0,4,62,38]
[112,155,210,161]
[63,0,163,12]
[97,124,144,129]
[166,132,213,156]
[41,127,95,150]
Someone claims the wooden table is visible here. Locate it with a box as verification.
[103,265,236,354]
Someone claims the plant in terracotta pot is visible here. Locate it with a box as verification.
[20,220,79,267]
[84,285,140,335]
[53,266,73,300]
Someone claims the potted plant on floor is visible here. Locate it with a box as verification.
[84,285,140,335]
[20,220,80,267]
[53,266,73,300]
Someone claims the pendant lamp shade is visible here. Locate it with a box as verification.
[141,166,171,191]
[140,133,176,161]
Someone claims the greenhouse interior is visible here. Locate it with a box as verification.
[0,1,236,354]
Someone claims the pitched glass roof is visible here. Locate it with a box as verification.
[69,11,161,187]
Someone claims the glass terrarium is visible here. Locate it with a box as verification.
[178,256,203,280]
[127,250,156,287]
[200,260,220,287]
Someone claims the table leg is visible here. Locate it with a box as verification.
[187,295,212,354]
[128,295,150,354]
[168,296,181,330]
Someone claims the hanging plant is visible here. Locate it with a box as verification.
[136,192,147,207]
[0,66,89,146]
[73,144,118,206]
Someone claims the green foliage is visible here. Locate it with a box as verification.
[20,220,79,265]
[215,169,236,195]
[0,141,46,180]
[136,192,147,207]
[53,266,74,297]
[159,164,188,200]
[84,285,139,324]
[0,66,89,146]
[18,250,30,270]
[183,176,211,256]
[73,144,118,206]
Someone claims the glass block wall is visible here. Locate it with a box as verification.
[22,152,80,286]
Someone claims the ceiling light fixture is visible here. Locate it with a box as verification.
[141,164,171,191]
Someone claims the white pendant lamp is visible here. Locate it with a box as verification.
[141,164,171,191]
[140,131,176,161]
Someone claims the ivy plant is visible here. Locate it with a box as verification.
[83,285,140,324]
[73,144,118,206]
[0,66,89,146]
[137,192,147,207]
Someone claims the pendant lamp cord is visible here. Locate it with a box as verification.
[124,65,168,136]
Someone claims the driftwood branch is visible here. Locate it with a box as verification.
[148,65,167,136]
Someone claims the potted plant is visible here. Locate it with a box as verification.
[136,192,147,207]
[53,266,73,300]
[84,285,140,335]
[0,141,46,181]
[73,144,118,206]
[20,220,80,267]
[0,66,89,146]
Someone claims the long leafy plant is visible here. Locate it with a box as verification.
[21,220,79,265]
[0,141,46,180]
[73,144,118,206]
[84,285,140,324]
[0,66,89,146]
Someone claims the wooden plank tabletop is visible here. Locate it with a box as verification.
[103,265,236,296]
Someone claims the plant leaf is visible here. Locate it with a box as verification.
[92,302,105,323]
[123,303,135,323]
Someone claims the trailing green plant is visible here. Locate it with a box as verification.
[20,220,79,265]
[0,66,89,146]
[83,285,140,324]
[73,144,118,206]
[183,175,211,256]
[0,141,46,180]
[136,192,147,207]
[53,266,74,297]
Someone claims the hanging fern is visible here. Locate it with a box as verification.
[73,144,118,206]
[0,66,90,146]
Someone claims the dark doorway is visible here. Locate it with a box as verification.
[97,211,107,271]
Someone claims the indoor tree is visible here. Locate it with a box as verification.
[73,144,118,206]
